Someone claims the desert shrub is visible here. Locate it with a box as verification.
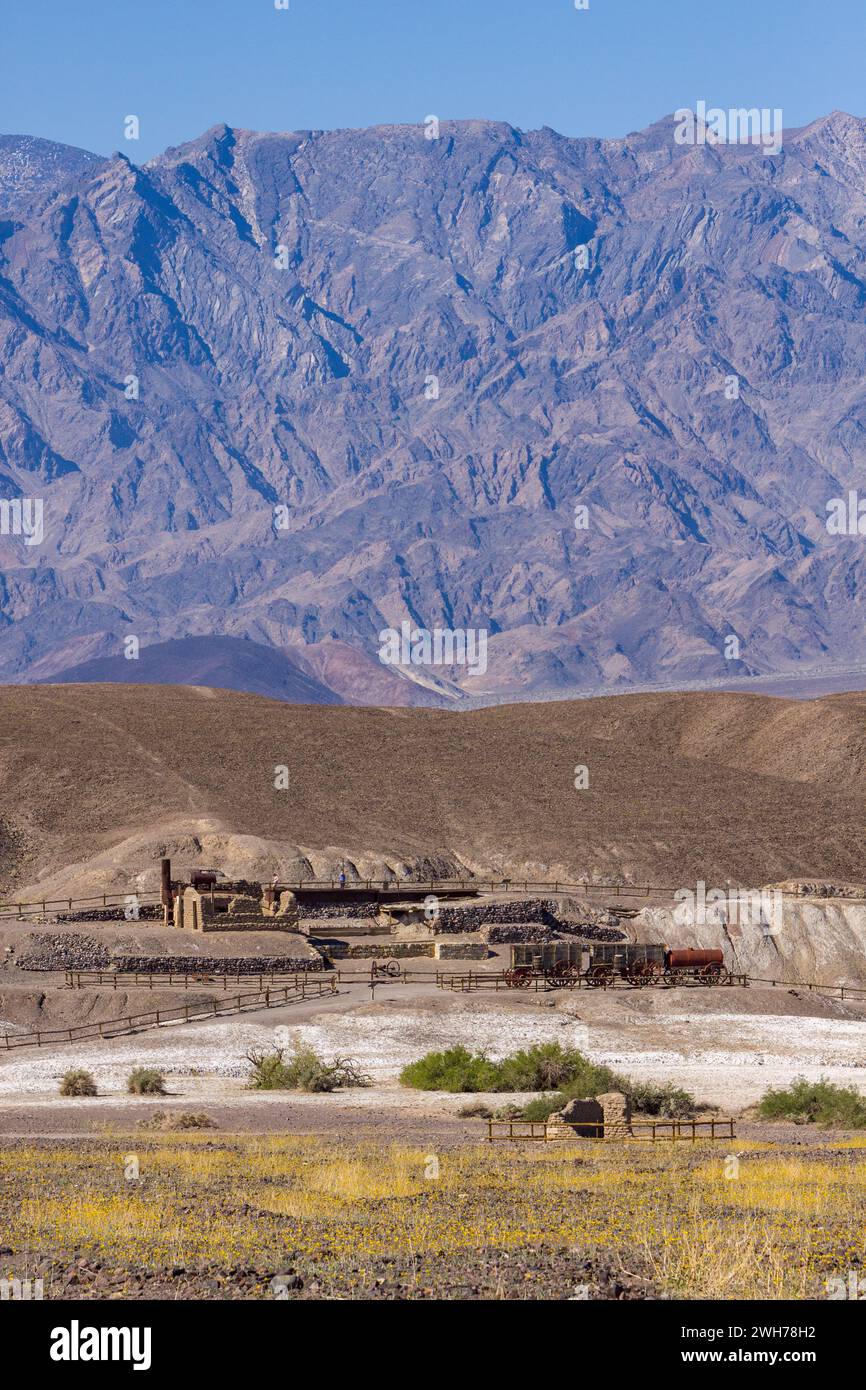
[521,1096,562,1122]
[401,1043,699,1121]
[127,1067,166,1095]
[521,1084,697,1121]
[757,1077,866,1127]
[400,1043,622,1096]
[246,1048,292,1090]
[138,1111,216,1130]
[399,1046,500,1092]
[494,1043,616,1092]
[59,1068,97,1097]
[245,1044,370,1092]
[457,1100,493,1118]
[627,1082,696,1118]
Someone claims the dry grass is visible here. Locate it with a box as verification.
[2,1135,866,1299]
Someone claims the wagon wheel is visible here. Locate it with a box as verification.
[371,959,395,979]
[546,961,576,990]
[585,963,613,989]
[663,968,684,986]
[625,959,657,988]
[557,962,579,990]
[699,962,725,986]
[505,967,533,990]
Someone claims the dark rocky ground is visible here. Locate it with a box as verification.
[14,1249,657,1301]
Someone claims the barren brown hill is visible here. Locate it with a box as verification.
[1,683,865,898]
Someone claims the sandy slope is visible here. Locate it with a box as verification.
[2,684,866,895]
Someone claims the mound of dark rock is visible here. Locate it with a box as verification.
[18,932,111,970]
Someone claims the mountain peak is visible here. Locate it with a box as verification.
[2,111,866,702]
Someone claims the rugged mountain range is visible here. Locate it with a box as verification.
[2,114,866,703]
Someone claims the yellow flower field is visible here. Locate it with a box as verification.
[2,1135,864,1299]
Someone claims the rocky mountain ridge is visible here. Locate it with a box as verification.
[2,113,866,702]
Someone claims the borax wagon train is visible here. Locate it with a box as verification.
[506,941,730,990]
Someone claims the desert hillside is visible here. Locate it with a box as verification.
[0,683,865,898]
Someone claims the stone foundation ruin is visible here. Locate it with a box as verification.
[546,1090,633,1141]
[173,885,299,933]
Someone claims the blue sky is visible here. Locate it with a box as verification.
[2,0,860,161]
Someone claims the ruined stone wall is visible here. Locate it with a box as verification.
[434,941,488,960]
[114,953,325,974]
[432,899,627,939]
[321,941,436,960]
[546,1091,633,1142]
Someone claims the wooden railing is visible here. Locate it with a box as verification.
[0,878,695,919]
[62,966,451,990]
[487,1117,736,1143]
[1,977,337,1051]
[0,892,162,920]
[5,878,863,919]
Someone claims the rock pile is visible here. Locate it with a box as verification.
[435,898,629,939]
[114,953,325,974]
[18,932,111,970]
[57,906,163,923]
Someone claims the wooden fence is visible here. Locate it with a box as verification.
[61,966,450,990]
[1,977,337,1051]
[0,878,699,919]
[487,1117,736,1143]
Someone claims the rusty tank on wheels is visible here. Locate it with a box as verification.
[663,948,728,985]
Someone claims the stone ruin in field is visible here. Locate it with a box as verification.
[173,879,300,934]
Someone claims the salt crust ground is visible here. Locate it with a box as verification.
[3,984,866,1111]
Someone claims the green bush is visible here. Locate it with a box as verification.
[245,1044,370,1092]
[59,1068,97,1097]
[127,1067,166,1095]
[401,1043,624,1097]
[757,1077,866,1127]
[521,1095,563,1122]
[399,1046,499,1092]
[400,1042,698,1121]
[628,1082,696,1118]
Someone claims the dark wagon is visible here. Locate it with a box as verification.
[506,941,729,989]
[585,942,667,988]
[506,942,587,989]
